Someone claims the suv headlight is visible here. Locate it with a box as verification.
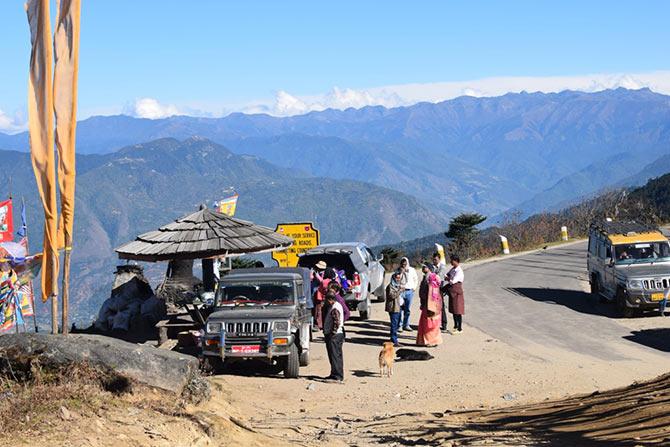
[627,279,643,290]
[206,322,223,333]
[273,321,290,332]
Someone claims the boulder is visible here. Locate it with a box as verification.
[0,333,204,397]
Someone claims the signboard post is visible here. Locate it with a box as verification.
[272,222,320,267]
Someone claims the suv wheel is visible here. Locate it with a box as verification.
[616,287,635,318]
[299,350,310,367]
[360,297,372,320]
[283,343,300,378]
[203,356,223,374]
[374,284,385,302]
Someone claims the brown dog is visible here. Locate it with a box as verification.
[379,341,395,378]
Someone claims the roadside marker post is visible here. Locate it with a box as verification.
[499,235,510,255]
[561,226,569,241]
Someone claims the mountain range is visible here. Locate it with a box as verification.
[3,88,670,217]
[0,138,447,325]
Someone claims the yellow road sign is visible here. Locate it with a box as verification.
[272,222,320,267]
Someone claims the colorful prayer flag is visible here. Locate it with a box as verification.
[0,200,13,242]
[16,198,27,239]
[217,194,239,216]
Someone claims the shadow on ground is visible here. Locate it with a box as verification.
[624,328,670,353]
[507,287,620,318]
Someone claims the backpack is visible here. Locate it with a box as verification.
[336,269,350,290]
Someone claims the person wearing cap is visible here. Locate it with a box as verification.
[446,255,465,333]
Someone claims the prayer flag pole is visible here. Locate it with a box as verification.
[21,197,39,333]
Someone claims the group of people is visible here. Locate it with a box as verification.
[385,252,465,347]
[309,252,465,383]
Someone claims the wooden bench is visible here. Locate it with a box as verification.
[155,320,197,346]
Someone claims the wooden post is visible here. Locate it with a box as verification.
[52,243,59,334]
[21,197,39,332]
[61,234,71,335]
[51,293,58,334]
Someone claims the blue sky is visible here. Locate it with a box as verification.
[1,0,670,128]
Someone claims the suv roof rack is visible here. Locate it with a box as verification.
[590,220,658,236]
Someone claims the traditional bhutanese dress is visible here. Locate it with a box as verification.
[416,272,443,346]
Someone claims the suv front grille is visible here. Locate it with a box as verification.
[225,321,270,336]
[642,278,670,290]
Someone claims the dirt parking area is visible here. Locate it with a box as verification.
[209,243,670,445]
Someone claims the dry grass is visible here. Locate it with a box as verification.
[0,356,131,434]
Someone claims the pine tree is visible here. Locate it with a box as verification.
[445,213,487,260]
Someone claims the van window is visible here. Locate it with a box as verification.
[597,238,607,259]
[588,236,597,255]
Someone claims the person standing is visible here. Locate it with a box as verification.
[326,282,350,323]
[385,271,404,347]
[323,291,345,382]
[431,252,449,332]
[311,261,329,330]
[399,257,418,332]
[446,255,465,333]
[416,264,443,347]
[661,287,669,317]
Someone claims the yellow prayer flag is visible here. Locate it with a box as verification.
[26,0,59,300]
[217,194,239,216]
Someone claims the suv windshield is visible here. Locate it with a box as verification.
[614,241,670,264]
[216,280,295,306]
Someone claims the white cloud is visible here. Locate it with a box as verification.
[0,109,27,134]
[241,86,406,117]
[125,97,179,119]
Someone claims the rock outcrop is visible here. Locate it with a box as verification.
[0,333,206,398]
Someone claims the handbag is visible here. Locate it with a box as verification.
[427,284,440,314]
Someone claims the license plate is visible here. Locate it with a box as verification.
[651,293,665,302]
[231,345,260,354]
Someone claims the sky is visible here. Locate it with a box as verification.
[1,0,670,131]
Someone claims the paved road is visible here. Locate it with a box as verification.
[465,242,670,362]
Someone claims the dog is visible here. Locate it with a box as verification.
[379,341,395,378]
[395,348,434,361]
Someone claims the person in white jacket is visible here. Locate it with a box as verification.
[398,257,418,332]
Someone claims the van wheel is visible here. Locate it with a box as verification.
[283,344,300,378]
[616,288,634,318]
[591,275,607,303]
[299,350,310,367]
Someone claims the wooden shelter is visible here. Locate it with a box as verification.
[116,208,293,262]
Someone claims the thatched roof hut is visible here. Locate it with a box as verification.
[115,208,293,262]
